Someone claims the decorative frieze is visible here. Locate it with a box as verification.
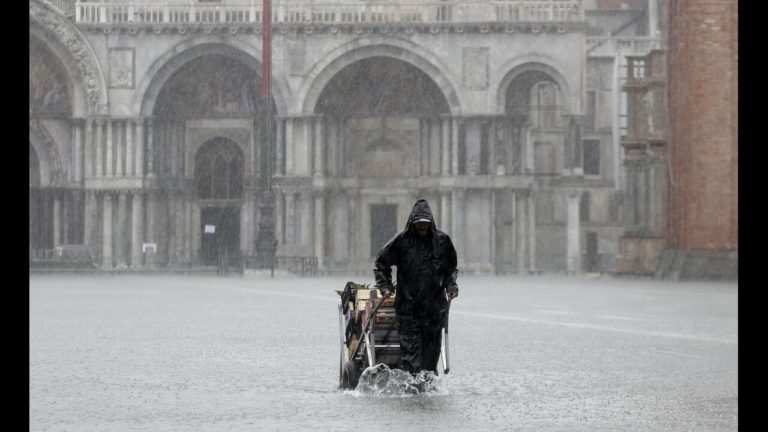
[30,0,108,115]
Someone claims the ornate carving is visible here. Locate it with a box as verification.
[29,1,107,115]
[29,118,65,187]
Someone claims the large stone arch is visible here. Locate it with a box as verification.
[298,37,464,116]
[493,55,577,115]
[29,0,109,116]
[134,38,291,118]
[29,120,64,188]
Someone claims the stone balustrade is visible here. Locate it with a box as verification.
[586,36,662,57]
[74,1,583,25]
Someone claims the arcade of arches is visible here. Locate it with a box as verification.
[30,40,591,274]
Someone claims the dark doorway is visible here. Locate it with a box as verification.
[370,204,398,258]
[200,206,240,266]
[585,231,599,273]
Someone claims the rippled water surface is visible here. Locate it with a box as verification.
[30,274,737,431]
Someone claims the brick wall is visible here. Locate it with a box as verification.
[667,0,737,250]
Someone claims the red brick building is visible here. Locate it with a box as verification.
[662,0,737,279]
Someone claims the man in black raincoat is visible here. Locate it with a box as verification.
[373,199,459,374]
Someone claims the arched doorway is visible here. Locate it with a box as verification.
[194,138,244,266]
[313,56,452,267]
[150,53,275,267]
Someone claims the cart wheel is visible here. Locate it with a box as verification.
[341,360,359,389]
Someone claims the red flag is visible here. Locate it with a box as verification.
[261,0,272,97]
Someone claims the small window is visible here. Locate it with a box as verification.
[583,139,600,176]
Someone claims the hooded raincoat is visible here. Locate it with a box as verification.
[373,199,459,373]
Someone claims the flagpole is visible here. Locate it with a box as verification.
[255,0,277,276]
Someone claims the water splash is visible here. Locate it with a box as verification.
[354,364,444,397]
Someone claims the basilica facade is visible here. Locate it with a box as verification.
[30,0,670,275]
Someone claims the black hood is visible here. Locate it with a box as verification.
[405,199,436,234]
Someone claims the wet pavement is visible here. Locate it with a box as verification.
[29,274,737,431]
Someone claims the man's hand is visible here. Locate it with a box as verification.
[447,291,458,300]
[380,288,392,299]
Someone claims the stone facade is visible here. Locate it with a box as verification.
[30,0,670,275]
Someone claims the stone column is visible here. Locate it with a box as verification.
[451,118,460,175]
[441,118,451,175]
[52,194,61,247]
[102,193,113,268]
[116,121,125,178]
[528,191,537,273]
[648,0,658,37]
[135,118,144,177]
[126,120,134,177]
[192,202,201,263]
[276,118,285,175]
[314,116,324,176]
[116,191,128,267]
[146,118,155,176]
[145,192,156,268]
[516,192,527,273]
[73,122,83,182]
[241,195,252,257]
[524,124,534,174]
[430,119,442,175]
[275,190,285,246]
[301,191,313,249]
[106,120,114,177]
[285,191,296,245]
[314,192,326,269]
[566,191,582,274]
[327,118,338,176]
[285,118,295,175]
[131,192,143,268]
[84,118,94,178]
[451,188,465,259]
[95,119,104,177]
[84,191,96,248]
[184,194,193,262]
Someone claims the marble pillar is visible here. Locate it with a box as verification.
[95,119,104,177]
[146,119,154,175]
[314,193,326,269]
[314,116,324,176]
[84,119,94,178]
[116,121,125,177]
[116,192,128,267]
[451,189,465,259]
[126,120,134,177]
[566,191,582,274]
[135,118,144,177]
[285,118,295,175]
[441,118,451,175]
[102,193,113,268]
[451,118,460,175]
[52,195,61,247]
[285,192,296,245]
[516,192,527,273]
[528,192,537,272]
[106,120,114,177]
[131,192,143,268]
[146,192,156,268]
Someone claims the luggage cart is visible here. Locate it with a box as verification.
[337,281,451,389]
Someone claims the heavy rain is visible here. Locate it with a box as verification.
[30,0,737,430]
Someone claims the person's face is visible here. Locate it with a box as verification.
[415,222,430,237]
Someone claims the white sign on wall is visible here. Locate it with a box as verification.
[142,243,157,253]
[204,225,216,234]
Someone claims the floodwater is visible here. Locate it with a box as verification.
[29,274,737,431]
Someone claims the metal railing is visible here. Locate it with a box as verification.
[29,246,95,268]
[243,253,318,276]
[74,1,583,25]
